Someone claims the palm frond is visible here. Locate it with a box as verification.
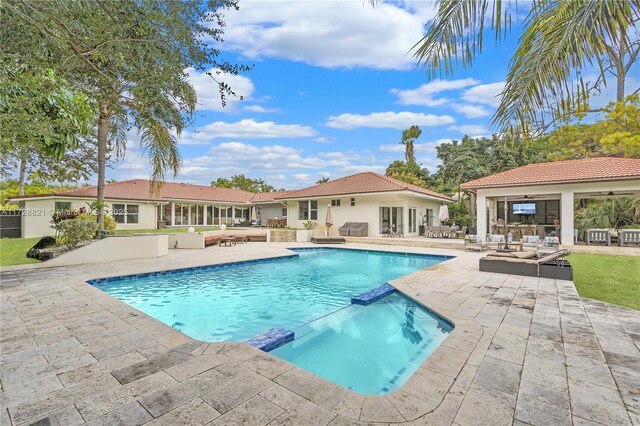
[413,0,516,78]
[138,115,182,195]
[494,0,640,138]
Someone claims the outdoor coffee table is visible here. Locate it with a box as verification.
[497,242,523,251]
[219,237,237,247]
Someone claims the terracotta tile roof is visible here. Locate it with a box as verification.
[12,179,296,204]
[14,180,262,204]
[249,191,292,203]
[276,172,454,201]
[461,157,640,190]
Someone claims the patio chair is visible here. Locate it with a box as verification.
[455,226,468,239]
[464,235,488,251]
[585,229,611,246]
[521,235,540,252]
[619,229,640,246]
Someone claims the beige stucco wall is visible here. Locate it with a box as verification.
[286,192,444,236]
[19,197,158,238]
[44,235,168,267]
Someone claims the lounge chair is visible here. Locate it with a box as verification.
[479,249,572,280]
[311,227,346,244]
[487,234,505,250]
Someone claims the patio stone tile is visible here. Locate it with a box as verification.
[51,405,85,426]
[259,384,304,410]
[486,332,527,365]
[603,352,640,382]
[454,384,516,426]
[596,332,640,358]
[612,374,640,425]
[528,321,563,343]
[473,356,521,396]
[572,416,606,426]
[145,398,221,425]
[164,354,228,382]
[330,392,363,419]
[569,379,632,425]
[229,350,295,379]
[273,368,349,411]
[269,399,335,426]
[359,395,404,423]
[423,345,470,378]
[111,350,192,385]
[525,336,564,362]
[138,370,228,418]
[515,381,571,425]
[402,369,455,407]
[466,326,496,367]
[564,341,606,361]
[75,387,133,421]
[201,370,273,414]
[1,336,37,354]
[521,355,567,392]
[1,373,63,406]
[386,390,436,422]
[208,395,284,426]
[566,353,617,390]
[84,401,152,426]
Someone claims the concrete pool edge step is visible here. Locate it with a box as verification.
[246,327,294,352]
[351,283,396,305]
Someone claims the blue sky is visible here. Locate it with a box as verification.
[111,1,634,189]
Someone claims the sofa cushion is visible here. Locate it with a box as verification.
[513,251,537,259]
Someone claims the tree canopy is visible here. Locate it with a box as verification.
[211,175,279,193]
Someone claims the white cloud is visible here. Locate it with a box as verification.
[186,67,255,112]
[313,137,333,143]
[452,104,492,118]
[243,105,281,113]
[179,119,317,145]
[326,111,455,130]
[218,1,437,70]
[391,79,480,107]
[448,124,490,135]
[461,82,505,107]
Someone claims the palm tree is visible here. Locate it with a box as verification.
[413,0,640,138]
[316,177,330,184]
[400,125,422,163]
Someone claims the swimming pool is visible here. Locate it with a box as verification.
[90,248,449,341]
[89,248,453,394]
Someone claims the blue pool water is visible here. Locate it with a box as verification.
[272,292,453,394]
[90,248,454,394]
[90,248,448,342]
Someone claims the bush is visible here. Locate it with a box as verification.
[303,220,316,230]
[77,213,117,231]
[56,218,99,248]
[445,202,475,228]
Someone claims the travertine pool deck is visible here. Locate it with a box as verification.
[1,243,638,425]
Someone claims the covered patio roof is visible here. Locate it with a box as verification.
[461,157,640,245]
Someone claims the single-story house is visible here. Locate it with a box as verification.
[275,172,454,236]
[10,172,453,238]
[461,157,640,246]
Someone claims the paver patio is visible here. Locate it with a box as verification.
[1,242,638,425]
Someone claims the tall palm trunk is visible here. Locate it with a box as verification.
[96,102,111,238]
[18,155,26,196]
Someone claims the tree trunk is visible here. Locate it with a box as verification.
[18,156,27,195]
[96,102,111,238]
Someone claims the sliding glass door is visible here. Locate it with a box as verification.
[379,207,403,234]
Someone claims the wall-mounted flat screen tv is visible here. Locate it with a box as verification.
[512,203,536,215]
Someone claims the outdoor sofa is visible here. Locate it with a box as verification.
[479,249,572,280]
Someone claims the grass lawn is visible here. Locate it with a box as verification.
[0,238,42,267]
[570,253,640,311]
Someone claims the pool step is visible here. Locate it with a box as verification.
[351,283,396,305]
[246,328,294,352]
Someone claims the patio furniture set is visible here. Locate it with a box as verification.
[266,218,287,228]
[424,225,467,239]
[204,234,267,247]
[584,228,640,246]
